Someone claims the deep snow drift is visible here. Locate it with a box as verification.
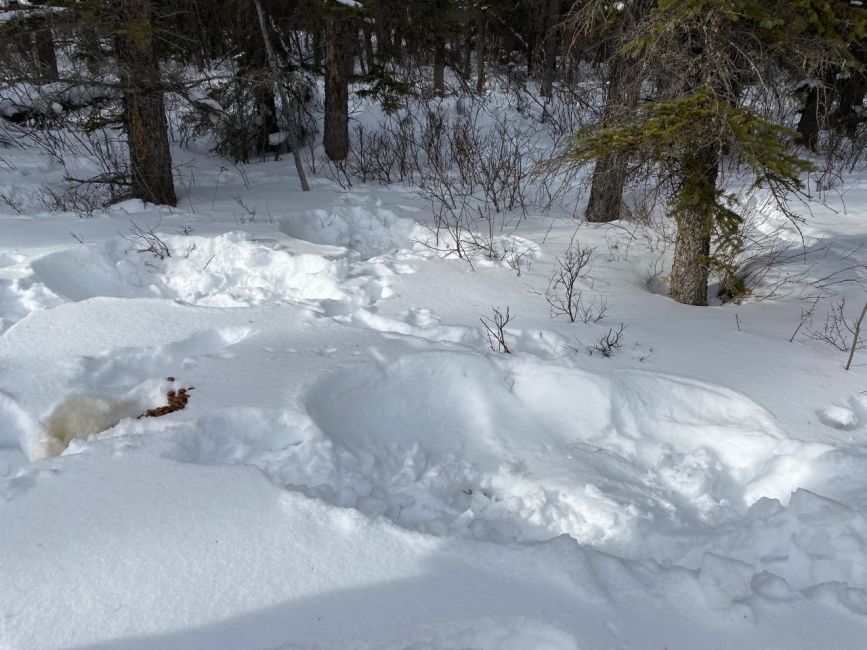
[2,140,867,649]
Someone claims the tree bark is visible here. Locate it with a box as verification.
[475,16,486,94]
[797,84,823,151]
[461,34,472,85]
[585,53,639,222]
[32,16,58,82]
[669,148,719,306]
[312,26,324,71]
[362,26,375,72]
[324,14,351,162]
[252,76,278,158]
[539,0,560,98]
[433,41,446,97]
[585,153,628,223]
[832,71,867,137]
[242,25,278,159]
[115,0,177,206]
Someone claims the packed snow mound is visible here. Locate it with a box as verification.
[279,205,421,258]
[24,232,385,311]
[303,352,827,548]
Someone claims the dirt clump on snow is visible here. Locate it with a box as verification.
[138,379,194,419]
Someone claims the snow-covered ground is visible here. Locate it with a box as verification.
[2,134,867,649]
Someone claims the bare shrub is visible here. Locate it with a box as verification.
[809,298,867,353]
[126,220,171,260]
[40,182,108,218]
[347,96,550,264]
[546,238,605,322]
[501,241,535,277]
[589,324,626,357]
[481,306,514,354]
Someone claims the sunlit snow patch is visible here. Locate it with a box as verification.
[304,352,828,550]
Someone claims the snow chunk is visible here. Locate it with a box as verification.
[24,232,385,312]
[818,405,858,430]
[699,553,756,608]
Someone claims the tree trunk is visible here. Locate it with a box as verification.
[362,26,375,73]
[252,0,309,191]
[252,77,278,158]
[312,27,324,71]
[242,27,278,159]
[433,41,446,97]
[461,34,472,85]
[115,0,176,206]
[324,14,350,162]
[475,17,486,94]
[585,54,639,222]
[832,71,867,137]
[584,0,652,222]
[797,84,822,151]
[669,148,719,306]
[585,153,628,222]
[539,0,560,98]
[32,16,58,82]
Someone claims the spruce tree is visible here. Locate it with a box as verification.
[572,0,865,305]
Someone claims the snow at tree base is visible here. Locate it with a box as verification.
[4,0,867,648]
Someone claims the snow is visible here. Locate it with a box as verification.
[3,104,867,648]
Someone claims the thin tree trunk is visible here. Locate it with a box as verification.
[669,148,719,306]
[252,79,278,158]
[797,84,822,151]
[243,26,278,159]
[832,71,867,137]
[539,0,560,98]
[362,27,375,71]
[115,0,176,206]
[584,0,652,222]
[252,0,310,191]
[461,34,472,84]
[433,41,446,97]
[32,16,58,82]
[475,16,486,94]
[585,54,639,222]
[358,27,373,75]
[324,14,350,162]
[586,153,628,223]
[312,26,324,71]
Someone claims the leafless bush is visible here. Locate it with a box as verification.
[20,124,133,204]
[126,220,171,260]
[501,241,535,277]
[346,112,421,184]
[231,193,257,223]
[789,294,822,343]
[481,306,514,354]
[589,324,626,357]
[40,182,108,218]
[502,77,597,141]
[604,210,675,273]
[0,192,26,215]
[808,298,866,352]
[416,105,541,219]
[348,97,550,263]
[546,238,603,322]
